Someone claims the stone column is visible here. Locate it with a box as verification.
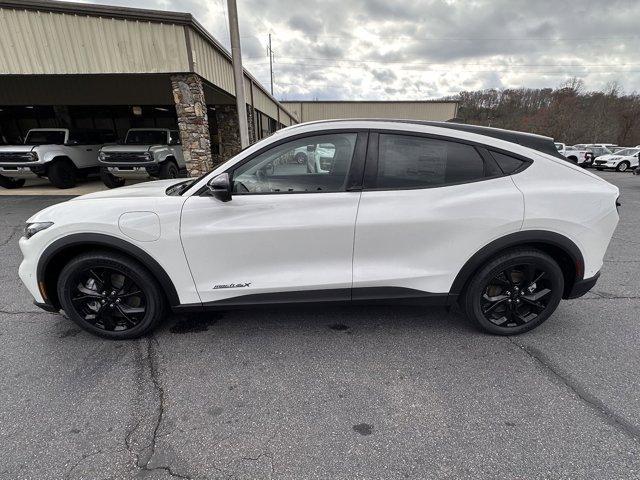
[212,104,242,166]
[170,74,212,177]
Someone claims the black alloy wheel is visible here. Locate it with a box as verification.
[463,249,564,335]
[69,267,146,331]
[58,252,165,339]
[481,264,552,327]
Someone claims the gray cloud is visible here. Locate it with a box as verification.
[73,0,640,99]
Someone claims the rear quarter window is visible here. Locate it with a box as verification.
[490,151,527,174]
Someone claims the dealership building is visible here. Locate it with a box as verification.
[0,0,458,176]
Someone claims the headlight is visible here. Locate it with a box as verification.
[98,151,106,161]
[26,152,38,161]
[143,152,153,161]
[24,222,53,239]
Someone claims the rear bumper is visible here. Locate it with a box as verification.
[566,271,600,299]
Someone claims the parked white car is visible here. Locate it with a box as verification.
[0,128,115,189]
[98,128,185,188]
[556,144,593,166]
[19,120,619,339]
[593,147,640,172]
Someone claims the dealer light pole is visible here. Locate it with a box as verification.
[227,0,250,148]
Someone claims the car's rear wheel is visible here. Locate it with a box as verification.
[57,252,166,339]
[462,249,564,335]
[100,167,126,188]
[0,174,25,189]
[616,161,629,172]
[47,159,77,189]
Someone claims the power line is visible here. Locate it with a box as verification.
[243,33,640,41]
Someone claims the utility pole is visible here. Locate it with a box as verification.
[268,33,274,95]
[226,0,249,148]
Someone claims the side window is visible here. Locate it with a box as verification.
[169,130,181,145]
[491,151,526,174]
[375,134,487,189]
[232,133,357,194]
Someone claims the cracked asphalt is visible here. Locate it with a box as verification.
[1,171,639,479]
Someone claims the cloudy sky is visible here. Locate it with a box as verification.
[74,0,640,100]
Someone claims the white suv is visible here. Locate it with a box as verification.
[18,120,619,339]
[98,128,185,188]
[593,147,640,172]
[0,128,115,189]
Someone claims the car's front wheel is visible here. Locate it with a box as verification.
[100,167,126,188]
[0,174,25,189]
[57,251,166,339]
[462,249,564,335]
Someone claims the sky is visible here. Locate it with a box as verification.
[72,0,640,101]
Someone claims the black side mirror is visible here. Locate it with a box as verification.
[207,173,232,202]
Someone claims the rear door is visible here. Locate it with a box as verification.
[180,131,367,305]
[352,132,524,299]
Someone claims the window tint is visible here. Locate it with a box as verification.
[491,151,525,174]
[375,134,486,189]
[232,133,357,194]
[169,130,181,145]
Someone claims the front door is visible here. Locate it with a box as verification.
[180,131,367,305]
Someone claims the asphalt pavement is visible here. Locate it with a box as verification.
[0,171,639,479]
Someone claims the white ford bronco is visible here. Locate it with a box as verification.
[98,128,186,188]
[0,128,115,189]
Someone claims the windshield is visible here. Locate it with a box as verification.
[613,148,639,157]
[24,130,66,145]
[125,130,167,145]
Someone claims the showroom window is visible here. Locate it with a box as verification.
[375,134,488,189]
[232,133,357,194]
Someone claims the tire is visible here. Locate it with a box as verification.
[461,249,564,335]
[616,161,630,172]
[294,152,307,164]
[159,161,179,179]
[0,174,25,189]
[100,167,126,189]
[57,251,166,339]
[47,159,77,189]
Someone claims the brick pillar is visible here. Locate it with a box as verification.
[170,74,212,177]
[212,104,242,166]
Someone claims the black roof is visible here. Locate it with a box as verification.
[403,121,563,159]
[303,119,564,160]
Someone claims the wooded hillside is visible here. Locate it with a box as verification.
[448,79,640,146]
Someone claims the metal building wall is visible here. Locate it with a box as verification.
[0,8,190,74]
[282,101,458,123]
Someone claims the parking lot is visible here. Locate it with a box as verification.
[0,170,638,479]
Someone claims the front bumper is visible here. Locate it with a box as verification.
[102,164,160,178]
[566,271,600,299]
[0,164,45,178]
[34,300,59,313]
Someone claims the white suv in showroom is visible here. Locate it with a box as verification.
[18,120,619,339]
[0,128,115,189]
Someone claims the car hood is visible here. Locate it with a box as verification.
[0,145,35,153]
[70,179,185,201]
[100,144,152,153]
